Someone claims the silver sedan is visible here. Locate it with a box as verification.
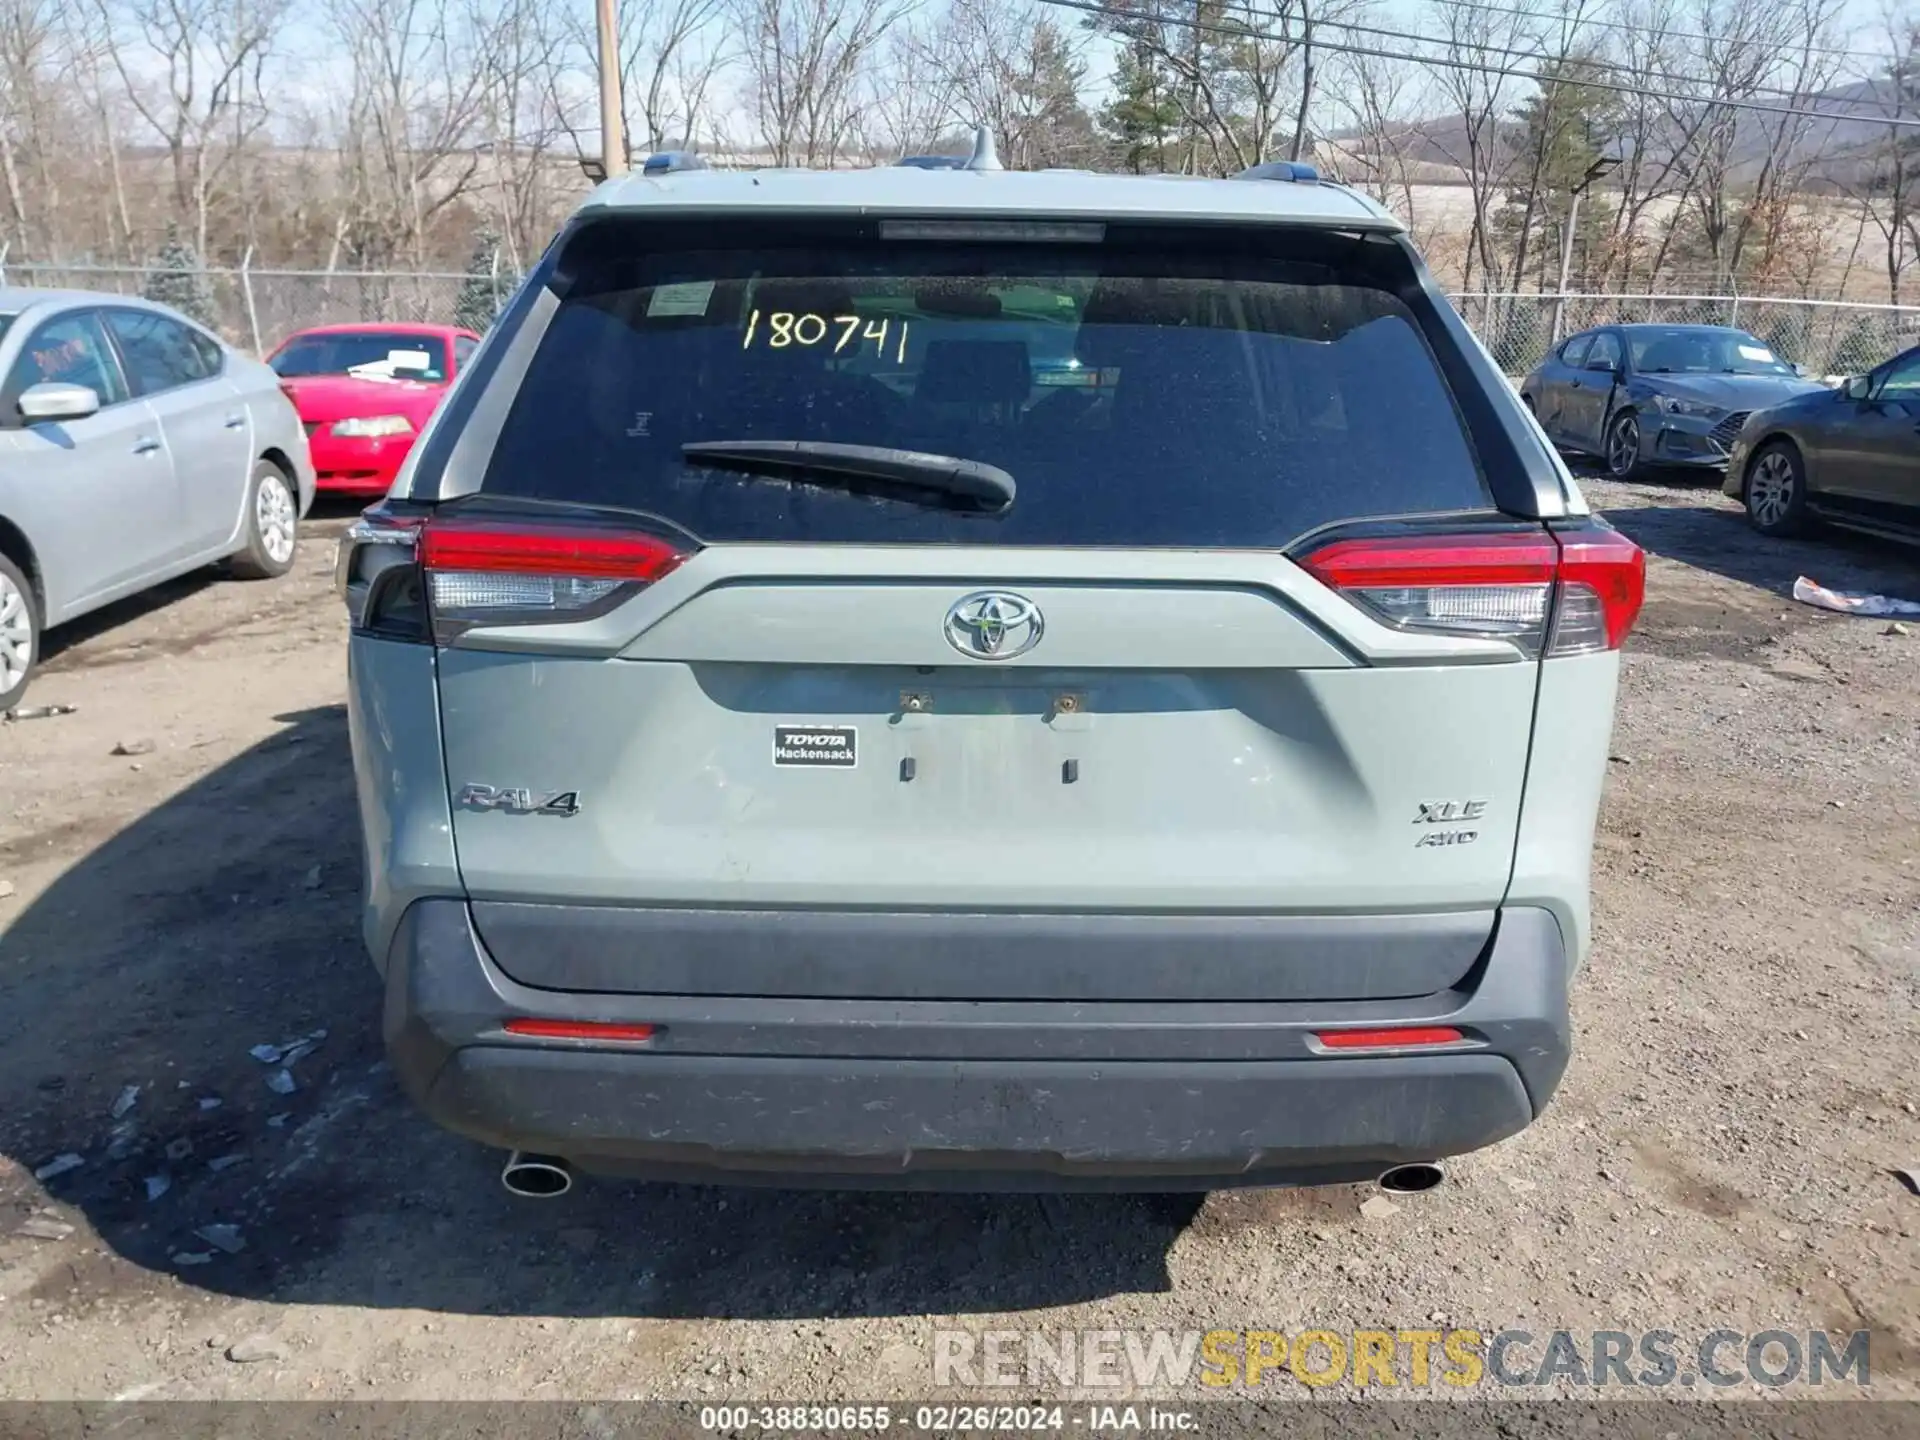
[0,289,315,708]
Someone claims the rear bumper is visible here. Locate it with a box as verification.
[383,901,1572,1190]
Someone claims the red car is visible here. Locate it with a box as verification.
[267,323,479,495]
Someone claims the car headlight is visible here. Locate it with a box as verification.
[1653,395,1721,420]
[331,414,414,438]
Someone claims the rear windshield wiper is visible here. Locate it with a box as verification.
[682,440,1015,512]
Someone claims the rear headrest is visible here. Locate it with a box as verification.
[746,277,857,318]
[915,340,1032,405]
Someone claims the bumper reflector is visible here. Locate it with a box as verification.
[1313,1025,1466,1050]
[503,1018,659,1042]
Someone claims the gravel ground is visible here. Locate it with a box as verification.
[0,483,1913,1405]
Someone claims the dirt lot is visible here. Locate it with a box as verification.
[0,483,1914,1404]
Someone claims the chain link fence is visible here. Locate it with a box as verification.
[0,262,517,352]
[4,261,1917,380]
[1454,293,1920,379]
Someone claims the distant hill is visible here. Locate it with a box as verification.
[1325,73,1914,192]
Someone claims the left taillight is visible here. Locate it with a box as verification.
[337,511,692,644]
[420,518,688,636]
[1298,526,1644,658]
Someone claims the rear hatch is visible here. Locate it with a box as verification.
[406,215,1634,1001]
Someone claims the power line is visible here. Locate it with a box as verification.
[1198,0,1866,108]
[1419,0,1890,68]
[1045,0,1920,130]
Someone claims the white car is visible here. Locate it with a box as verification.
[0,289,316,708]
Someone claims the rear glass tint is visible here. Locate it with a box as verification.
[480,234,1489,547]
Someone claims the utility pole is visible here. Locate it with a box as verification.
[1552,155,1619,343]
[597,0,627,178]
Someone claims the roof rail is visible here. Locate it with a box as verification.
[1234,160,1319,184]
[641,150,708,177]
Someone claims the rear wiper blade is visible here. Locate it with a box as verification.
[682,440,1015,511]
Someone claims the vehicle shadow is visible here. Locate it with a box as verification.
[36,570,225,668]
[1598,500,1920,602]
[0,705,1198,1320]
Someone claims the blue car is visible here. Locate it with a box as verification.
[1521,324,1825,479]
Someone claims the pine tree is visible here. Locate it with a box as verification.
[454,229,509,334]
[1012,20,1098,170]
[1102,38,1181,174]
[142,227,216,328]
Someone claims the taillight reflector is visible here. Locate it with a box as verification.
[503,1018,658,1042]
[1313,1026,1465,1050]
[1300,527,1644,656]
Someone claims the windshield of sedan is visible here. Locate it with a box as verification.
[270,332,448,382]
[1628,329,1796,377]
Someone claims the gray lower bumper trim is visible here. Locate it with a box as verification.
[470,901,1496,1002]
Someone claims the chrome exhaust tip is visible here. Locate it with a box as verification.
[501,1151,574,1198]
[1377,1162,1446,1195]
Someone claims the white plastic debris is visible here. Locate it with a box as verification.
[250,1029,327,1068]
[194,1224,245,1254]
[106,1120,139,1160]
[33,1153,83,1181]
[1793,576,1920,618]
[144,1174,172,1201]
[18,1217,74,1241]
[110,1084,141,1119]
[198,1097,223,1111]
[171,1251,214,1267]
[265,1068,297,1095]
[208,1154,246,1173]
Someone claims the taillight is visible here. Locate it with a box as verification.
[420,516,690,636]
[1299,527,1643,657]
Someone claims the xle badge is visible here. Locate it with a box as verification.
[773,726,857,768]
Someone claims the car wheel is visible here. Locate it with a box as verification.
[1605,411,1643,479]
[0,553,40,713]
[230,459,300,580]
[1745,441,1809,537]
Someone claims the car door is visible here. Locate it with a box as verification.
[104,308,252,558]
[1538,334,1591,440]
[0,308,180,622]
[1826,349,1920,516]
[1566,330,1623,452]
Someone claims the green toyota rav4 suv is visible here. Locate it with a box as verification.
[338,150,1643,1194]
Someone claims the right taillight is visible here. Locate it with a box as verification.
[1550,528,1646,652]
[1300,526,1644,657]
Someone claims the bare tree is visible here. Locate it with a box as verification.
[735,0,899,166]
[92,0,288,259]
[327,0,490,267]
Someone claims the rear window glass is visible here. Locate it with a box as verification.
[480,238,1489,547]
